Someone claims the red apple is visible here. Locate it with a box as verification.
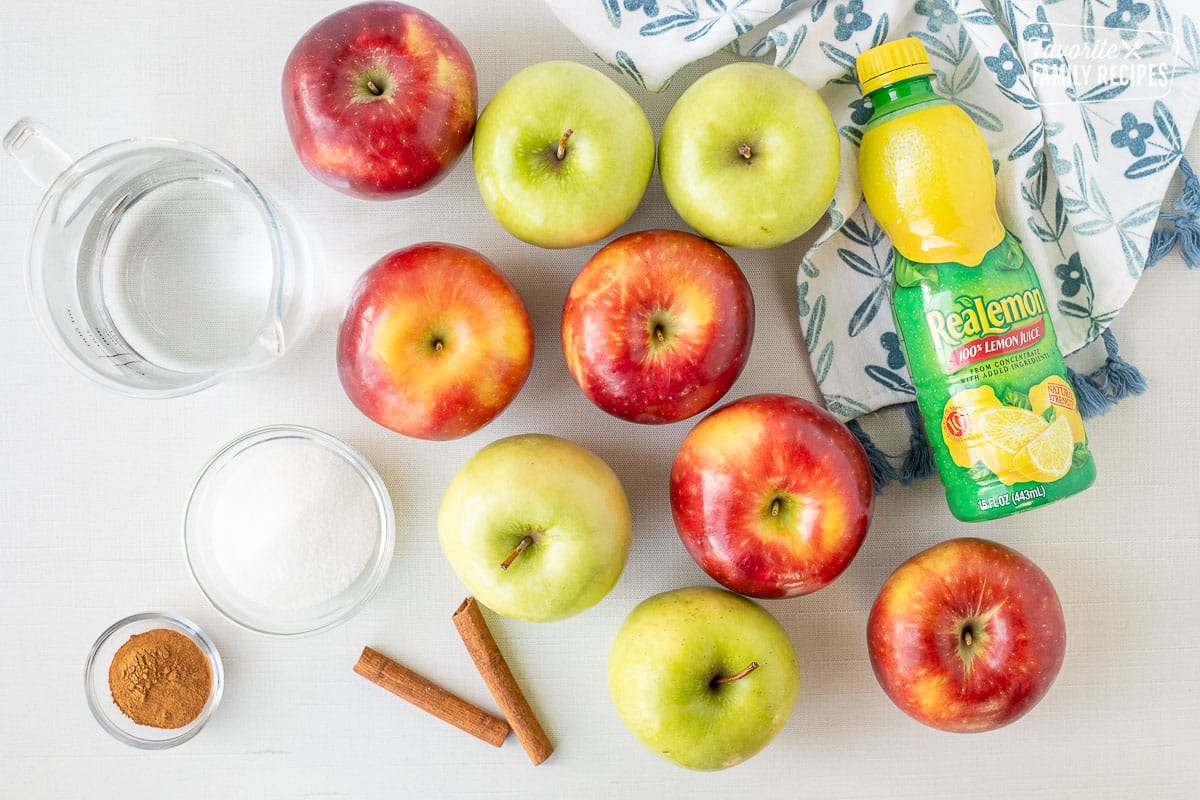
[282,2,477,199]
[337,243,533,440]
[561,230,753,424]
[670,394,874,598]
[867,537,1066,733]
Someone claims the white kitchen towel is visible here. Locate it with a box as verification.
[545,0,1200,484]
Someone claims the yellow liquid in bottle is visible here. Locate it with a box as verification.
[859,103,1004,267]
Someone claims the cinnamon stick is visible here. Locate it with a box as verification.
[452,597,554,765]
[353,646,510,747]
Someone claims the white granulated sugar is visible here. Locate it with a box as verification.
[209,438,379,611]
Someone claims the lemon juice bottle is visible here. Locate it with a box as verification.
[855,39,1095,521]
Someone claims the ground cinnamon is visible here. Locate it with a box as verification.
[108,629,211,729]
[452,597,554,765]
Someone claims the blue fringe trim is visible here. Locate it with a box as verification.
[845,401,933,492]
[1066,365,1111,418]
[1065,329,1148,419]
[846,419,897,494]
[1065,329,1150,418]
[1094,329,1148,400]
[899,402,936,485]
[1147,156,1200,269]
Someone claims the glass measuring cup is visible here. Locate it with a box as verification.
[4,117,315,397]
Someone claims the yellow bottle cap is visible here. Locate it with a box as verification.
[856,38,935,95]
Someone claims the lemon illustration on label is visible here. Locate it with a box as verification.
[1029,375,1086,444]
[978,406,1048,454]
[976,405,1049,485]
[940,389,1046,486]
[941,386,998,465]
[1013,415,1075,482]
[940,383,1090,487]
[941,386,999,443]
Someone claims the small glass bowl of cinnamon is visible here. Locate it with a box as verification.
[84,612,224,749]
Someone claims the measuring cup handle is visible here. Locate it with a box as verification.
[4,117,77,190]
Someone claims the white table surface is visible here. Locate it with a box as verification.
[2,2,1198,797]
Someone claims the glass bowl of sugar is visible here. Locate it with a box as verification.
[183,425,395,636]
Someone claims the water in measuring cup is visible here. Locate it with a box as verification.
[96,173,277,374]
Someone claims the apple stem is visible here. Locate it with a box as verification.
[770,498,781,517]
[556,129,574,161]
[962,627,974,647]
[654,326,665,343]
[713,662,759,685]
[366,79,382,96]
[500,535,534,571]
[738,143,753,161]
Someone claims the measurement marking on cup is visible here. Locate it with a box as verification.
[66,308,146,373]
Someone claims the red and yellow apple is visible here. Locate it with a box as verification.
[337,243,533,440]
[282,2,477,199]
[867,537,1067,733]
[562,230,754,424]
[670,394,874,598]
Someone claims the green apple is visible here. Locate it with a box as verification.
[472,60,655,248]
[438,434,631,621]
[658,62,839,249]
[609,586,800,770]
